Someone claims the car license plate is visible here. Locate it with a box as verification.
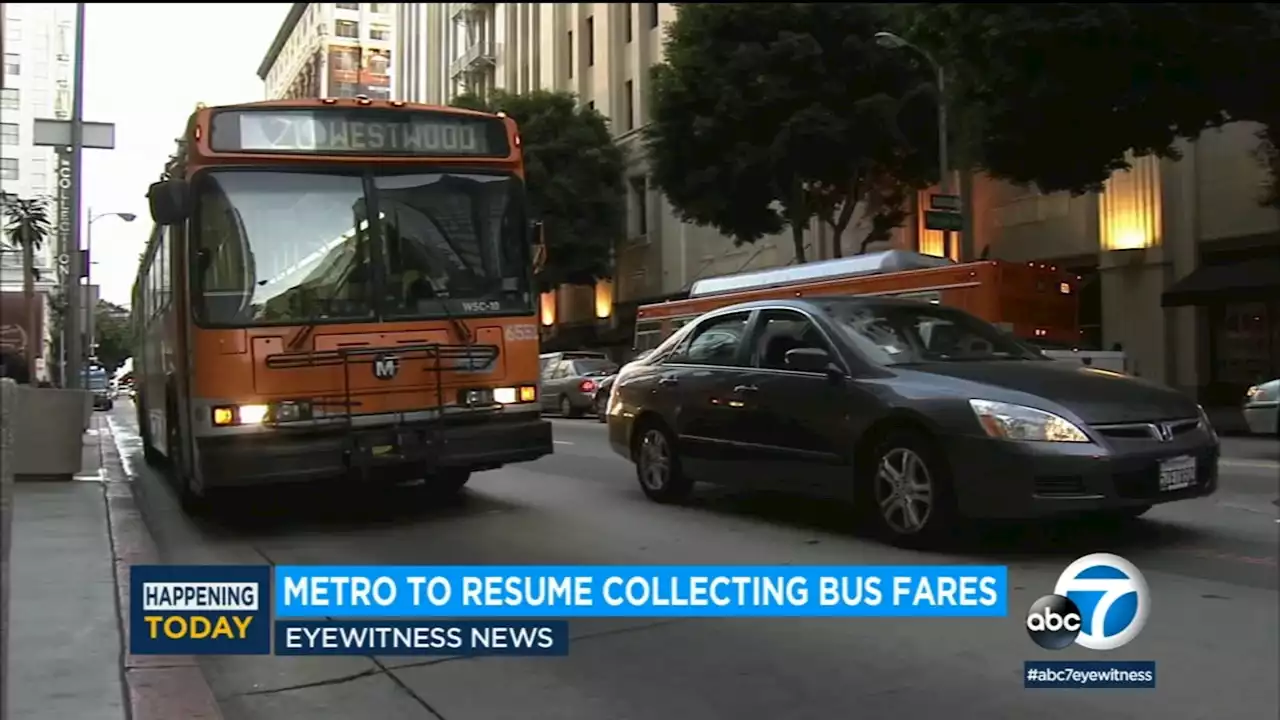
[1158,455,1197,492]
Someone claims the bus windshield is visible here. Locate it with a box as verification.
[192,169,531,326]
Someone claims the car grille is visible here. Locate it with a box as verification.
[1091,417,1201,442]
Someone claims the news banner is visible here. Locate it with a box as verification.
[130,556,1157,688]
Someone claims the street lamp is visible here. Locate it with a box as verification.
[874,31,955,258]
[80,207,136,385]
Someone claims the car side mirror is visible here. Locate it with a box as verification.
[147,180,191,225]
[785,347,840,377]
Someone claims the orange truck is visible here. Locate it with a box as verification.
[634,250,1082,352]
[132,98,552,513]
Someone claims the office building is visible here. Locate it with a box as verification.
[0,2,76,381]
[259,2,395,101]
[393,4,1277,413]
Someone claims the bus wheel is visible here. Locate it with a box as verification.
[167,398,208,516]
[415,469,471,501]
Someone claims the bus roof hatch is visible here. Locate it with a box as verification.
[688,250,956,298]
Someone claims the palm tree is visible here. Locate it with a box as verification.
[3,196,53,379]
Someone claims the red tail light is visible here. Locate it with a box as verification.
[580,379,597,393]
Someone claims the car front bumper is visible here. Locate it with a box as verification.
[943,430,1219,519]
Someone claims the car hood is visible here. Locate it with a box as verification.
[907,360,1200,425]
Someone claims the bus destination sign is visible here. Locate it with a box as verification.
[208,109,511,157]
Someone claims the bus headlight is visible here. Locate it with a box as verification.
[237,404,270,424]
[211,403,300,426]
[492,386,537,404]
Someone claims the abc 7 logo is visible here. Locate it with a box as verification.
[1026,553,1150,651]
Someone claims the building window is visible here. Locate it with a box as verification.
[335,20,360,39]
[336,3,359,10]
[30,172,46,189]
[369,3,388,13]
[5,19,21,43]
[630,176,648,237]
[624,80,634,130]
[648,3,660,29]
[0,123,18,145]
[567,31,573,78]
[370,25,390,41]
[3,54,19,76]
[625,4,633,43]
[0,88,18,111]
[1,158,18,181]
[586,17,595,66]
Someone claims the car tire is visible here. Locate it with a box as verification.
[559,395,581,419]
[861,429,959,547]
[633,421,693,503]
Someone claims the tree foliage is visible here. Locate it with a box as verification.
[93,300,131,373]
[2,196,52,375]
[646,3,939,262]
[451,89,626,291]
[900,3,1280,197]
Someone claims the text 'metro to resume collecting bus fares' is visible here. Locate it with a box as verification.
[131,98,552,512]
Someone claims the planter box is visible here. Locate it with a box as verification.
[11,386,91,481]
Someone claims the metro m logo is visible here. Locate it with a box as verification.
[372,354,399,380]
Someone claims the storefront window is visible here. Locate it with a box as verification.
[1212,300,1279,387]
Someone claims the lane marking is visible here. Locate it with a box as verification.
[554,440,574,445]
[1220,458,1280,470]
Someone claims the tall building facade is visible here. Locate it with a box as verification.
[0,2,76,381]
[259,2,395,101]
[393,4,1277,413]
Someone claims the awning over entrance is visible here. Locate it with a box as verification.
[1161,256,1280,307]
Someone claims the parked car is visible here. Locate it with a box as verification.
[539,353,619,418]
[607,296,1220,546]
[87,367,113,411]
[1243,379,1279,436]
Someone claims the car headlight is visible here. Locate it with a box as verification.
[968,399,1090,443]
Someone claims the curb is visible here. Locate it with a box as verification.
[98,416,225,720]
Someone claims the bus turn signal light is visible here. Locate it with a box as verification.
[211,404,271,426]
[492,386,538,404]
[212,407,235,426]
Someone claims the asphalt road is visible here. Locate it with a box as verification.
[106,403,1279,720]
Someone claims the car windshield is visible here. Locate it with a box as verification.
[573,359,618,376]
[192,169,531,326]
[821,300,1047,365]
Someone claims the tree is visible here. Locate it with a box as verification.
[901,3,1280,197]
[3,196,52,377]
[93,300,131,373]
[451,89,626,291]
[646,3,938,262]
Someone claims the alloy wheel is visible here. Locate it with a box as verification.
[638,429,670,491]
[873,447,934,535]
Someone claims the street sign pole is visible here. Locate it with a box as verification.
[31,3,116,389]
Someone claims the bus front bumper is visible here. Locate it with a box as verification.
[195,414,554,488]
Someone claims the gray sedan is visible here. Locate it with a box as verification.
[540,357,619,418]
[607,296,1219,546]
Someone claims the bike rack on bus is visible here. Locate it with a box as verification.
[263,342,501,474]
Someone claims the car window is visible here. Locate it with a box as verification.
[540,359,559,382]
[573,359,618,376]
[822,301,1044,365]
[749,310,836,371]
[551,360,572,379]
[669,312,750,367]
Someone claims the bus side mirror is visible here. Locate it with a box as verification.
[147,180,191,225]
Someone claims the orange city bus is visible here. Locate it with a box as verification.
[132,98,552,512]
[634,250,1081,352]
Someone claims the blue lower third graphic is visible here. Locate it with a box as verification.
[1024,661,1156,689]
[131,565,272,655]
[275,621,570,656]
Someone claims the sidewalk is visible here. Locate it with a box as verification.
[3,413,222,720]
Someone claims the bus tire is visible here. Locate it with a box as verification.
[138,396,164,466]
[416,469,471,501]
[166,392,208,516]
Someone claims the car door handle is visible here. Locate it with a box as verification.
[658,377,679,387]
[733,385,758,394]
